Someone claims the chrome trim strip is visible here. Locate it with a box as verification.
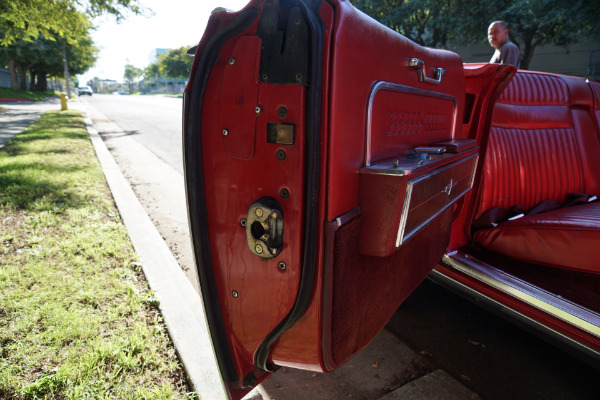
[365,82,458,167]
[429,268,600,361]
[395,154,478,246]
[335,207,361,227]
[396,181,413,247]
[442,252,600,339]
[468,155,477,188]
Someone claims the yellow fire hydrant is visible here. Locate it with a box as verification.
[60,93,68,111]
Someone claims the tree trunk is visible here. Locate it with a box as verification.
[8,59,19,91]
[17,63,27,90]
[518,29,538,71]
[520,43,538,71]
[30,70,36,90]
[35,70,47,91]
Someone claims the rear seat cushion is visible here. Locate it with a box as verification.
[473,202,600,273]
[472,71,600,273]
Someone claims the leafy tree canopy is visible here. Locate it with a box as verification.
[124,64,143,81]
[159,47,194,79]
[1,0,143,91]
[0,8,96,90]
[351,0,600,69]
[0,0,145,46]
[123,63,142,92]
[144,62,162,81]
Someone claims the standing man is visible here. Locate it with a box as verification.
[488,21,521,68]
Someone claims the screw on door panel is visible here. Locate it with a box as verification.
[222,129,229,136]
[228,57,236,65]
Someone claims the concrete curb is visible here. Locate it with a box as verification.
[81,112,227,399]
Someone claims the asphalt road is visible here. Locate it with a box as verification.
[78,94,599,400]
[80,93,184,173]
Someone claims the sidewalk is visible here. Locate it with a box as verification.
[0,97,62,148]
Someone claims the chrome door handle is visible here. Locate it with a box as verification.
[408,58,446,85]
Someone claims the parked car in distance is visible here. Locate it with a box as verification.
[182,1,600,399]
[77,85,93,96]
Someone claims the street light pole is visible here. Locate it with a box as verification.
[62,40,71,97]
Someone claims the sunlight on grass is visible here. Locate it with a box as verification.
[0,111,195,399]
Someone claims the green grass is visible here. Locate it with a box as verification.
[0,111,195,399]
[0,87,56,101]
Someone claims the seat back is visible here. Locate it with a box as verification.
[590,80,600,130]
[474,71,600,220]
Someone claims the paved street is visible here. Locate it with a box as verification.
[72,94,599,399]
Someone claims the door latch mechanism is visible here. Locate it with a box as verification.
[246,197,284,258]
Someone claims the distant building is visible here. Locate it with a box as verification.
[143,48,187,94]
[149,48,170,64]
[91,78,120,94]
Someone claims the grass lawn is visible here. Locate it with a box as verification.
[0,88,56,101]
[0,110,195,399]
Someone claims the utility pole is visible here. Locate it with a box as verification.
[62,40,71,97]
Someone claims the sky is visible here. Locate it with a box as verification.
[79,0,250,83]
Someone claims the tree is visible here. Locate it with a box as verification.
[0,8,96,92]
[0,28,97,92]
[144,61,163,90]
[1,0,145,92]
[493,0,600,69]
[159,47,194,79]
[124,64,142,93]
[351,0,600,70]
[0,0,145,46]
[351,0,458,49]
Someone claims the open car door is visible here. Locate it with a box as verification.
[183,0,483,397]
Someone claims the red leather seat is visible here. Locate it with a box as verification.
[474,202,600,272]
[591,80,600,130]
[473,71,600,274]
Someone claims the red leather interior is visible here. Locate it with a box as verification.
[590,80,600,131]
[473,71,600,273]
[474,202,600,272]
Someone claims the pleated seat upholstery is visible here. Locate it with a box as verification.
[473,72,600,273]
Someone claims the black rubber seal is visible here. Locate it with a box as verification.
[183,7,260,385]
[253,0,325,372]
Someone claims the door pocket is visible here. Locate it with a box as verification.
[358,151,478,257]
